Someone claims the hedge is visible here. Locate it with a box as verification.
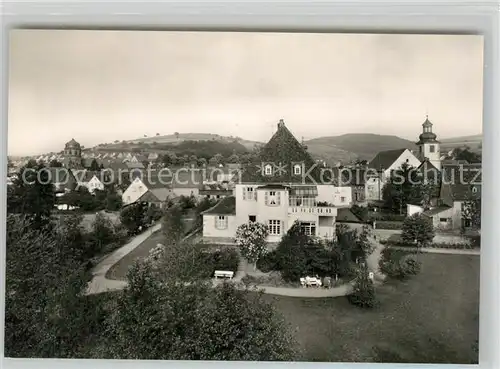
[380,238,478,250]
[374,221,403,230]
[368,212,406,222]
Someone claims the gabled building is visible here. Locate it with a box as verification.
[407,163,481,231]
[202,119,343,244]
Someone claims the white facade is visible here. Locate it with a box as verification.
[86,175,105,193]
[316,185,352,207]
[203,214,238,239]
[383,149,422,178]
[205,184,338,244]
[418,142,441,172]
[365,177,383,201]
[122,177,149,205]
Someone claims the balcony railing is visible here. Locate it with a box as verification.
[288,206,337,216]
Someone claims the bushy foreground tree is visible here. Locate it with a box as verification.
[5,215,105,358]
[347,265,377,309]
[99,260,299,360]
[401,213,435,247]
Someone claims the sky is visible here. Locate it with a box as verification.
[8,30,484,156]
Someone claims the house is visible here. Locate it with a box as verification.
[147,152,159,161]
[73,170,106,193]
[407,163,481,231]
[199,183,234,200]
[137,187,174,209]
[202,119,341,245]
[121,171,173,206]
[171,168,204,197]
[201,197,237,243]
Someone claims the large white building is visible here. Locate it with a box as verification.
[202,119,352,245]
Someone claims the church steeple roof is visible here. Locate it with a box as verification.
[416,115,439,145]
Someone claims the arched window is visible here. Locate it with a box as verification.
[293,164,302,175]
[264,164,273,176]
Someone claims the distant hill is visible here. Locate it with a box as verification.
[305,134,418,164]
[125,133,261,151]
[89,131,482,166]
[439,134,482,154]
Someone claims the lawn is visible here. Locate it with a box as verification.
[105,209,200,280]
[262,253,479,363]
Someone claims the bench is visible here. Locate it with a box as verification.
[214,270,234,279]
[300,276,322,288]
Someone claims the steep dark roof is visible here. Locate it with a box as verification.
[368,148,407,171]
[336,208,363,223]
[422,206,450,217]
[202,196,236,215]
[240,119,326,184]
[439,164,482,203]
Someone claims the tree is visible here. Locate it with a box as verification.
[453,147,481,163]
[382,163,424,214]
[105,189,123,211]
[227,153,240,164]
[89,159,100,171]
[347,264,377,308]
[86,213,116,257]
[49,159,63,167]
[174,132,179,140]
[235,222,269,270]
[101,260,298,360]
[401,213,435,247]
[7,162,56,229]
[161,205,185,245]
[120,202,149,235]
[5,215,103,358]
[197,157,207,167]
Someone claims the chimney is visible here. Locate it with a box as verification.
[277,119,285,128]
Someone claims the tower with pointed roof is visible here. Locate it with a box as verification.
[416,116,441,172]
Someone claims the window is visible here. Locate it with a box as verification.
[472,187,478,193]
[340,196,346,202]
[215,216,228,229]
[266,191,281,206]
[243,187,256,200]
[264,164,273,175]
[429,145,435,153]
[249,215,256,222]
[300,222,316,236]
[268,220,282,235]
[439,218,449,223]
[293,164,302,175]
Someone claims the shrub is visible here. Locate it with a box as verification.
[348,267,377,308]
[256,250,278,273]
[401,213,435,246]
[235,222,269,267]
[198,248,239,278]
[379,249,421,280]
[375,221,403,230]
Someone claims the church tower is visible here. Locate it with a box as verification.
[416,116,441,171]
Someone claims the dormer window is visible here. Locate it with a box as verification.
[264,164,273,176]
[293,164,302,175]
[472,187,478,193]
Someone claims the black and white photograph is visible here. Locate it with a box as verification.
[5,30,483,363]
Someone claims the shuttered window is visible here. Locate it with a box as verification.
[215,216,228,230]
